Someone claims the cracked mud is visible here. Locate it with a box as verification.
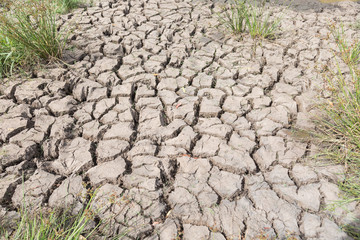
[1,0,360,239]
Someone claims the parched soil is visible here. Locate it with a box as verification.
[0,0,360,239]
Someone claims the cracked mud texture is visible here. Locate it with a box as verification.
[1,0,360,239]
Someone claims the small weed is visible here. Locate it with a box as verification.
[244,0,281,40]
[218,0,283,40]
[253,231,299,240]
[218,0,247,34]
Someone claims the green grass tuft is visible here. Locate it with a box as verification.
[311,24,360,238]
[0,197,99,240]
[218,0,283,40]
[243,0,281,40]
[0,0,67,60]
[0,0,85,78]
[313,65,360,202]
[55,0,83,13]
[218,0,247,35]
[0,35,28,78]
[0,189,141,239]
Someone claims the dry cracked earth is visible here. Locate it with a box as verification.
[1,0,360,239]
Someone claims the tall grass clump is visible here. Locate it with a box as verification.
[312,26,360,209]
[315,66,360,201]
[218,0,283,39]
[218,0,247,34]
[0,0,66,59]
[312,27,360,237]
[0,35,28,78]
[0,198,99,240]
[0,0,69,78]
[244,0,282,39]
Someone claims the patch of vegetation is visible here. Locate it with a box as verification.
[218,0,283,40]
[311,24,360,239]
[218,0,247,34]
[55,0,84,13]
[315,65,360,200]
[0,197,99,239]
[0,188,140,240]
[0,35,28,78]
[0,0,85,78]
[313,26,360,203]
[331,23,360,66]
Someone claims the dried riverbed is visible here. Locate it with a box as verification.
[0,0,360,239]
